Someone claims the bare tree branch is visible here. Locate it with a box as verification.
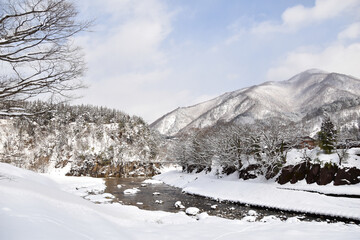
[0,0,89,107]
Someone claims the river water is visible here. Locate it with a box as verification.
[104,177,356,223]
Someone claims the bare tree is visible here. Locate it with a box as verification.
[213,124,246,171]
[0,0,89,107]
[256,118,303,179]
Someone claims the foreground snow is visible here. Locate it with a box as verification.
[1,163,360,240]
[154,170,360,221]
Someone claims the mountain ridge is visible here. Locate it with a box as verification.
[151,69,360,136]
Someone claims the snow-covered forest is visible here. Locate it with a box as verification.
[1,98,360,186]
[168,114,360,184]
[0,101,163,177]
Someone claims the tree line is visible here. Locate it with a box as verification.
[169,114,360,179]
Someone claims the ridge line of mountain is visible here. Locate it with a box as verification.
[151,69,360,136]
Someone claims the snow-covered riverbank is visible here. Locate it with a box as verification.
[154,170,360,221]
[1,163,360,240]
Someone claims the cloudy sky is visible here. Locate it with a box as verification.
[73,0,360,123]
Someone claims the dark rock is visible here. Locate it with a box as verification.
[239,171,257,180]
[186,165,197,173]
[347,167,360,184]
[245,164,261,171]
[317,163,338,185]
[306,164,320,184]
[66,161,161,178]
[239,164,261,180]
[290,162,309,184]
[222,165,237,175]
[265,165,280,180]
[277,165,294,185]
[196,165,207,173]
[334,168,350,185]
[334,167,360,185]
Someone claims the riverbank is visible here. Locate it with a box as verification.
[1,163,360,239]
[154,169,360,221]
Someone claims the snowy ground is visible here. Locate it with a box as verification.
[1,163,360,240]
[154,169,360,221]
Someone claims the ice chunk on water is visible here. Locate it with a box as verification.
[123,188,140,195]
[174,201,185,209]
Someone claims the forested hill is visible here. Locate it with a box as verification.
[0,101,163,177]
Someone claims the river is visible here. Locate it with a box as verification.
[103,177,357,223]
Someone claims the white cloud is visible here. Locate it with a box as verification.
[76,69,191,122]
[73,0,183,122]
[338,22,360,40]
[251,0,360,34]
[267,42,360,81]
[78,0,173,76]
[254,1,360,81]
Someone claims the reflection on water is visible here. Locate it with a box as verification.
[104,177,345,222]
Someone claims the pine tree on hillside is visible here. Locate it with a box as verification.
[317,114,337,154]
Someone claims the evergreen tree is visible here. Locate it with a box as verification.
[317,114,337,154]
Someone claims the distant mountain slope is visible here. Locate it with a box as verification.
[151,69,360,136]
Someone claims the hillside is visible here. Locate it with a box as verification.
[151,69,360,136]
[0,102,162,176]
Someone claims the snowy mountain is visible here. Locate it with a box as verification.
[151,69,360,136]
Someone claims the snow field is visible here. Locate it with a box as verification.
[1,163,360,240]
